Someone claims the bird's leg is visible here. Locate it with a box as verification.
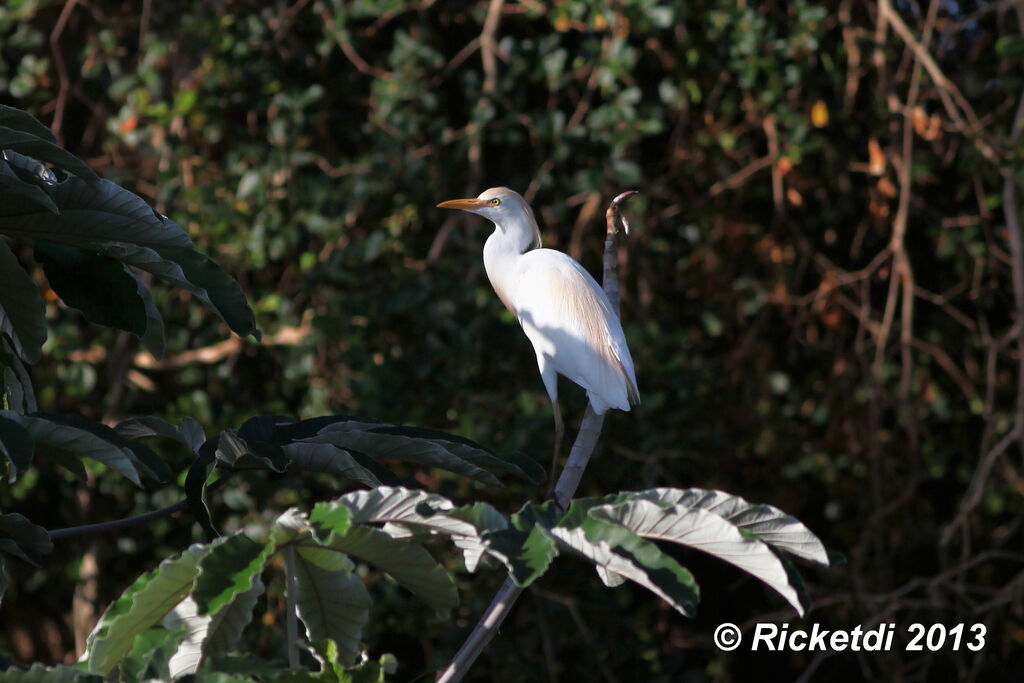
[546,399,565,497]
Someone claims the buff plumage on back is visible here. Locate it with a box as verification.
[514,248,638,414]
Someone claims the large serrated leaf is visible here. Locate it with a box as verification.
[282,442,385,488]
[550,503,700,616]
[36,412,170,483]
[164,578,264,678]
[216,429,288,472]
[0,240,47,364]
[292,555,372,667]
[368,425,541,482]
[90,243,257,340]
[191,534,272,616]
[0,411,142,486]
[154,247,259,340]
[86,544,209,674]
[0,106,57,143]
[589,498,807,615]
[1,339,37,412]
[0,177,192,249]
[0,663,101,682]
[35,242,148,337]
[115,415,206,453]
[324,525,458,617]
[0,157,58,214]
[0,125,98,184]
[129,270,166,359]
[0,513,53,566]
[303,427,502,486]
[0,414,34,473]
[629,488,829,565]
[118,624,188,683]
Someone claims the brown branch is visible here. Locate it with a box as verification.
[317,2,393,80]
[708,155,774,197]
[943,5,1024,543]
[48,0,81,143]
[878,0,1000,164]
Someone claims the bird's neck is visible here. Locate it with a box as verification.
[483,219,537,314]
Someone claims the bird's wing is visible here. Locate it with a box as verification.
[514,249,639,409]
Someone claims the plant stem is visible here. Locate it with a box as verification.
[47,473,232,540]
[437,190,637,683]
[285,544,300,669]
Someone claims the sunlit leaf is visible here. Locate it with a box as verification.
[86,544,209,674]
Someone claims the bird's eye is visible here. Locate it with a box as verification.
[491,198,501,206]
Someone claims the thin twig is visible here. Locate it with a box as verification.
[943,5,1024,545]
[436,191,637,683]
[879,0,999,164]
[47,472,232,540]
[49,0,81,142]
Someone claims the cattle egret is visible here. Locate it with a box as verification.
[438,187,639,484]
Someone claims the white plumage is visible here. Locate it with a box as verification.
[438,187,639,416]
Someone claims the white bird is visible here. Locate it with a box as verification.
[438,187,639,483]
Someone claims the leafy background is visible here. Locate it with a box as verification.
[2,0,1024,680]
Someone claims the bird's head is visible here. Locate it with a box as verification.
[437,187,542,250]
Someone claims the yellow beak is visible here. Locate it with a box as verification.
[437,198,489,210]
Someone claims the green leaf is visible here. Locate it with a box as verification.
[0,513,53,566]
[0,240,47,364]
[1,339,37,412]
[282,442,386,488]
[0,176,192,249]
[309,500,352,543]
[86,544,209,674]
[115,415,206,453]
[996,36,1024,59]
[34,242,148,337]
[292,556,372,667]
[216,429,288,472]
[185,440,220,540]
[0,106,57,143]
[164,578,264,677]
[118,625,188,683]
[195,654,290,680]
[155,247,259,340]
[0,125,98,184]
[336,487,507,573]
[550,502,700,616]
[324,524,458,617]
[628,488,830,565]
[271,508,352,572]
[369,424,541,483]
[0,411,143,486]
[131,271,166,359]
[2,149,58,186]
[0,414,34,473]
[0,664,101,682]
[32,412,169,482]
[91,243,258,339]
[0,157,58,214]
[304,426,502,486]
[191,533,272,616]
[590,497,808,615]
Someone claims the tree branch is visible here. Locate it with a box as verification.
[47,472,232,540]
